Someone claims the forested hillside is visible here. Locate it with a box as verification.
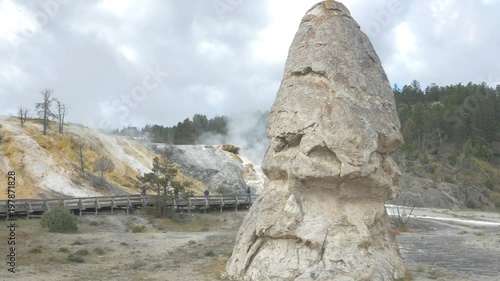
[112,111,270,148]
[112,114,228,144]
[394,80,500,207]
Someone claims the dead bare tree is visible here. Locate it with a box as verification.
[54,99,68,133]
[389,204,416,232]
[79,145,85,176]
[17,106,29,126]
[35,89,55,135]
[93,156,115,184]
[74,139,86,176]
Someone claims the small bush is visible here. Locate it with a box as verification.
[484,179,495,190]
[75,249,89,256]
[58,247,70,253]
[89,221,100,226]
[28,246,43,253]
[465,200,476,209]
[188,240,197,245]
[72,241,84,245]
[67,254,85,263]
[204,250,216,257]
[491,192,500,208]
[425,165,436,174]
[397,269,414,281]
[131,225,146,233]
[416,264,426,273]
[448,154,458,167]
[94,247,106,255]
[428,269,447,279]
[40,207,78,233]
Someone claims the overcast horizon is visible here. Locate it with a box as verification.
[1,0,499,130]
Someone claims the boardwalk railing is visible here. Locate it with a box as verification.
[0,194,258,218]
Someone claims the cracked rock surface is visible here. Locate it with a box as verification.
[223,1,405,280]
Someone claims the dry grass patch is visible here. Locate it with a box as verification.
[149,215,213,232]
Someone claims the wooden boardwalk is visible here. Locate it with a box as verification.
[0,194,258,218]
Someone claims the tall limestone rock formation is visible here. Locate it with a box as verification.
[223,1,405,280]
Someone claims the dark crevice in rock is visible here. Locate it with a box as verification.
[291,66,326,77]
[243,235,267,274]
[274,133,303,153]
[319,231,329,267]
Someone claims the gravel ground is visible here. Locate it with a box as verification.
[1,207,499,281]
[394,207,500,281]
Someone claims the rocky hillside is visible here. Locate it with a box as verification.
[163,144,265,195]
[0,117,264,199]
[389,174,497,210]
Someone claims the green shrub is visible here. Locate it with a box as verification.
[67,254,85,263]
[204,250,216,257]
[491,192,500,208]
[484,179,495,190]
[28,245,43,253]
[94,247,106,255]
[448,154,458,167]
[396,269,414,281]
[428,269,447,279]
[419,155,429,165]
[75,249,89,256]
[465,200,476,209]
[131,225,146,233]
[58,247,70,253]
[40,207,78,233]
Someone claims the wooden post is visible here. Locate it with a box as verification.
[126,196,132,216]
[94,199,100,215]
[78,198,83,216]
[43,200,51,212]
[26,201,33,219]
[235,195,239,211]
[111,197,116,215]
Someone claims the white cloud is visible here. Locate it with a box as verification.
[119,46,138,63]
[98,0,134,17]
[392,22,426,75]
[0,0,37,44]
[250,0,319,63]
[0,0,499,131]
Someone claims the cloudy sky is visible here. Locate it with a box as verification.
[1,0,499,130]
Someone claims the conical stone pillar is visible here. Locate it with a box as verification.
[223,1,405,280]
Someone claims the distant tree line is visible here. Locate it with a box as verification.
[112,114,228,144]
[394,80,500,161]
